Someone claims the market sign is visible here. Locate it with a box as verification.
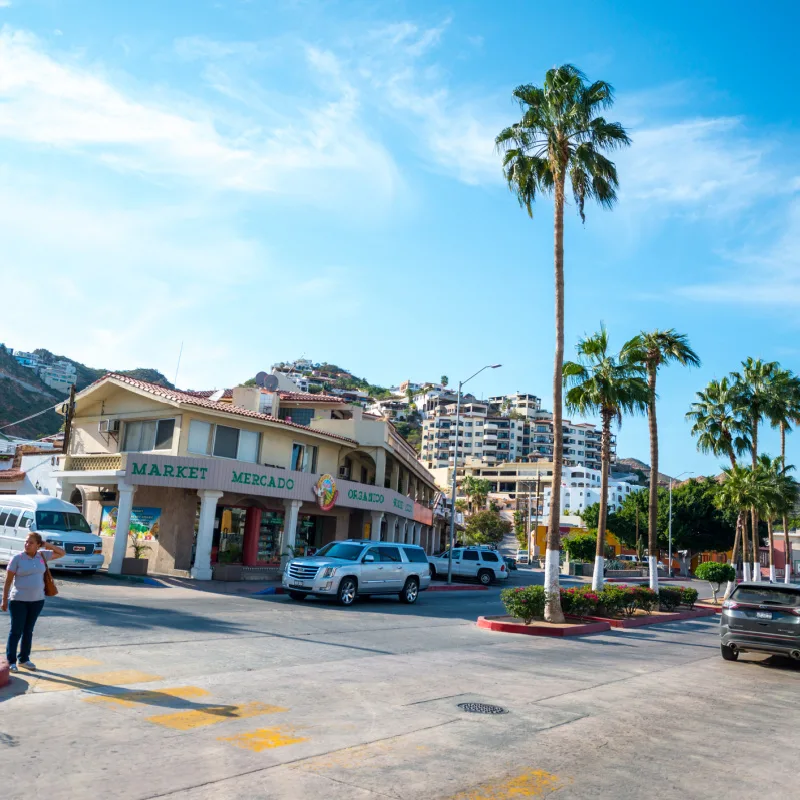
[125,455,430,521]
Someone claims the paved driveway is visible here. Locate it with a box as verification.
[1,573,797,799]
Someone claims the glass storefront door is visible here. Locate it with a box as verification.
[213,506,246,564]
[297,514,323,556]
[258,510,283,565]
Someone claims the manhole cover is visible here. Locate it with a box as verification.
[457,702,508,715]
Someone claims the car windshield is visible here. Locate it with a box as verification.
[36,511,92,533]
[313,542,365,561]
[734,586,800,607]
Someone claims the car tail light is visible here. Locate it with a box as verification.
[500,563,506,572]
[722,600,739,610]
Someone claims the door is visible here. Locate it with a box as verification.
[460,550,481,578]
[3,507,24,563]
[361,547,387,591]
[446,549,463,576]
[0,504,11,563]
[377,546,405,590]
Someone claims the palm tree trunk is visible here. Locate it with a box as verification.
[768,519,776,582]
[742,512,751,581]
[646,364,659,591]
[724,511,742,600]
[751,419,760,581]
[544,171,566,623]
[781,421,792,584]
[593,410,612,590]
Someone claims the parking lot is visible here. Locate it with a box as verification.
[2,571,799,799]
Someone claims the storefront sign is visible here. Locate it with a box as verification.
[100,505,161,540]
[312,474,338,511]
[124,454,432,522]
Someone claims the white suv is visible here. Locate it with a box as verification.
[428,547,509,585]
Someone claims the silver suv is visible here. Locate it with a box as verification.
[282,540,432,606]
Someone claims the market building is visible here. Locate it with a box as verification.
[53,374,439,580]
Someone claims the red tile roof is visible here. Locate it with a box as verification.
[0,468,25,482]
[84,374,358,445]
[185,388,234,399]
[278,391,345,404]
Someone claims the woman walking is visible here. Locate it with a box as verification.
[2,532,64,672]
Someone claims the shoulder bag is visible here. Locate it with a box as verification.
[41,553,59,597]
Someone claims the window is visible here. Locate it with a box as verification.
[279,407,314,426]
[0,507,8,526]
[123,419,175,452]
[404,547,429,563]
[238,430,260,463]
[5,508,21,528]
[188,420,212,455]
[315,542,365,561]
[213,425,239,459]
[481,552,499,562]
[19,511,34,529]
[462,551,479,561]
[378,546,402,563]
[291,443,318,473]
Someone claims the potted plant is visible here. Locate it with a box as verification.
[212,545,244,581]
[122,533,152,576]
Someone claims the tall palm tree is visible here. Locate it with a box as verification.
[715,464,756,598]
[624,330,700,590]
[686,377,751,469]
[766,368,800,583]
[564,325,649,589]
[755,455,785,582]
[496,65,630,621]
[731,358,778,581]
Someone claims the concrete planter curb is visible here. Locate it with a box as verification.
[477,615,611,637]
[695,603,723,614]
[584,607,718,628]
[100,571,166,587]
[0,657,9,688]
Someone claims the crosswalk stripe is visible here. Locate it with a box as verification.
[218,726,308,752]
[147,702,287,731]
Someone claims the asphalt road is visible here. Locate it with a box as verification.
[1,571,798,799]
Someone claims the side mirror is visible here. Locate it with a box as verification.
[29,522,37,532]
[363,554,375,563]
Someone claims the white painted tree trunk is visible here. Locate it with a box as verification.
[544,549,560,599]
[752,562,761,582]
[592,555,604,591]
[785,567,792,585]
[743,562,751,582]
[723,581,735,601]
[769,565,776,583]
[648,555,659,592]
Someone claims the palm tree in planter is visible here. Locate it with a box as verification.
[766,368,800,583]
[731,358,778,581]
[755,454,798,582]
[563,325,649,589]
[715,464,757,599]
[623,330,700,590]
[496,64,630,621]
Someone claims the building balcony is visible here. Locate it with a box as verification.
[64,453,124,472]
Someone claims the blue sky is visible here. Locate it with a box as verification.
[2,0,799,477]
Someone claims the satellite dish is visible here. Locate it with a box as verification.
[255,371,269,387]
[262,374,279,391]
[209,389,225,402]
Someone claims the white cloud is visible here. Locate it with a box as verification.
[0,26,399,211]
[0,2,12,8]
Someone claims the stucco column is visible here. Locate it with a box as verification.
[56,476,75,502]
[282,499,303,564]
[390,461,400,492]
[374,449,387,489]
[191,490,224,580]
[242,507,261,567]
[370,511,384,541]
[108,483,136,574]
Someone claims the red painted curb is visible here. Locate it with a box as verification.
[583,607,718,628]
[0,658,9,689]
[477,616,611,637]
[696,604,723,614]
[429,584,488,592]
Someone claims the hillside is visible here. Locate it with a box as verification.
[615,457,673,486]
[0,345,174,440]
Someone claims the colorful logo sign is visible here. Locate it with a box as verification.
[312,474,338,511]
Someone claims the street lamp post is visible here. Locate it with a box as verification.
[668,471,693,579]
[448,364,501,584]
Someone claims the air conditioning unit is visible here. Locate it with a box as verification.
[99,419,121,434]
[338,466,351,479]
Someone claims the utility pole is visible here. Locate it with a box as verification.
[62,383,76,455]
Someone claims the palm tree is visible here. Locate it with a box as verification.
[624,330,700,590]
[686,377,751,469]
[731,358,778,581]
[766,368,800,583]
[755,455,784,582]
[440,375,449,388]
[496,65,630,621]
[563,325,649,589]
[715,464,756,598]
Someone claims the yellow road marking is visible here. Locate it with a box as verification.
[30,656,103,670]
[449,769,569,799]
[147,702,288,731]
[218,726,308,752]
[32,670,164,693]
[84,686,211,709]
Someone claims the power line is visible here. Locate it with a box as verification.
[0,401,62,432]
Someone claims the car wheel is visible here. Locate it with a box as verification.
[288,591,308,601]
[400,577,419,604]
[720,644,738,661]
[478,569,493,586]
[337,577,357,606]
[429,565,437,580]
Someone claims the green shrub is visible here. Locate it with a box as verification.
[695,561,736,603]
[598,585,627,617]
[659,587,683,612]
[631,586,658,614]
[560,586,600,619]
[620,586,640,617]
[563,532,597,563]
[501,585,546,624]
[679,586,699,609]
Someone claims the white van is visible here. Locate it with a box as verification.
[0,495,104,574]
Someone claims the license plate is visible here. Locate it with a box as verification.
[756,611,772,620]
[289,583,308,589]
[73,559,85,564]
